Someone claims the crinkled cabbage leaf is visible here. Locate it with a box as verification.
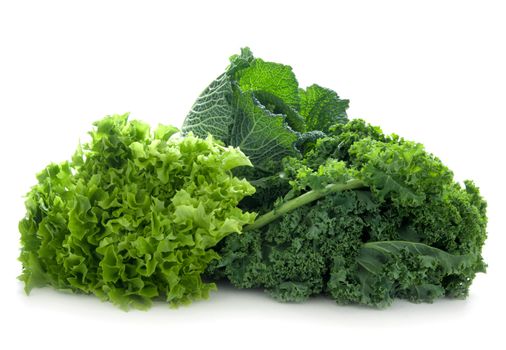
[182,47,349,172]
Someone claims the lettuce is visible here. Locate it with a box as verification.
[18,114,256,310]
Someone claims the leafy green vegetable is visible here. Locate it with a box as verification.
[182,47,349,172]
[19,49,488,310]
[300,84,349,132]
[351,241,474,306]
[207,119,487,307]
[18,114,256,310]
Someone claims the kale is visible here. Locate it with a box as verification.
[206,119,487,307]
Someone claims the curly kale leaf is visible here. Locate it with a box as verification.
[206,190,370,302]
[182,47,349,171]
[208,119,487,307]
[18,114,256,310]
[352,241,475,307]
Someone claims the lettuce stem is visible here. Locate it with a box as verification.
[244,179,365,231]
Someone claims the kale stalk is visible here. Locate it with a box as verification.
[245,179,365,231]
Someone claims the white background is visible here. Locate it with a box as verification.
[1,0,504,349]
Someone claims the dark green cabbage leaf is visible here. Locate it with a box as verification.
[182,48,349,172]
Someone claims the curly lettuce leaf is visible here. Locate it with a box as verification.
[18,114,256,310]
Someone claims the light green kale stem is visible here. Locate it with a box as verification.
[244,179,365,231]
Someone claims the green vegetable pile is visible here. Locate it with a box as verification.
[19,48,487,310]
